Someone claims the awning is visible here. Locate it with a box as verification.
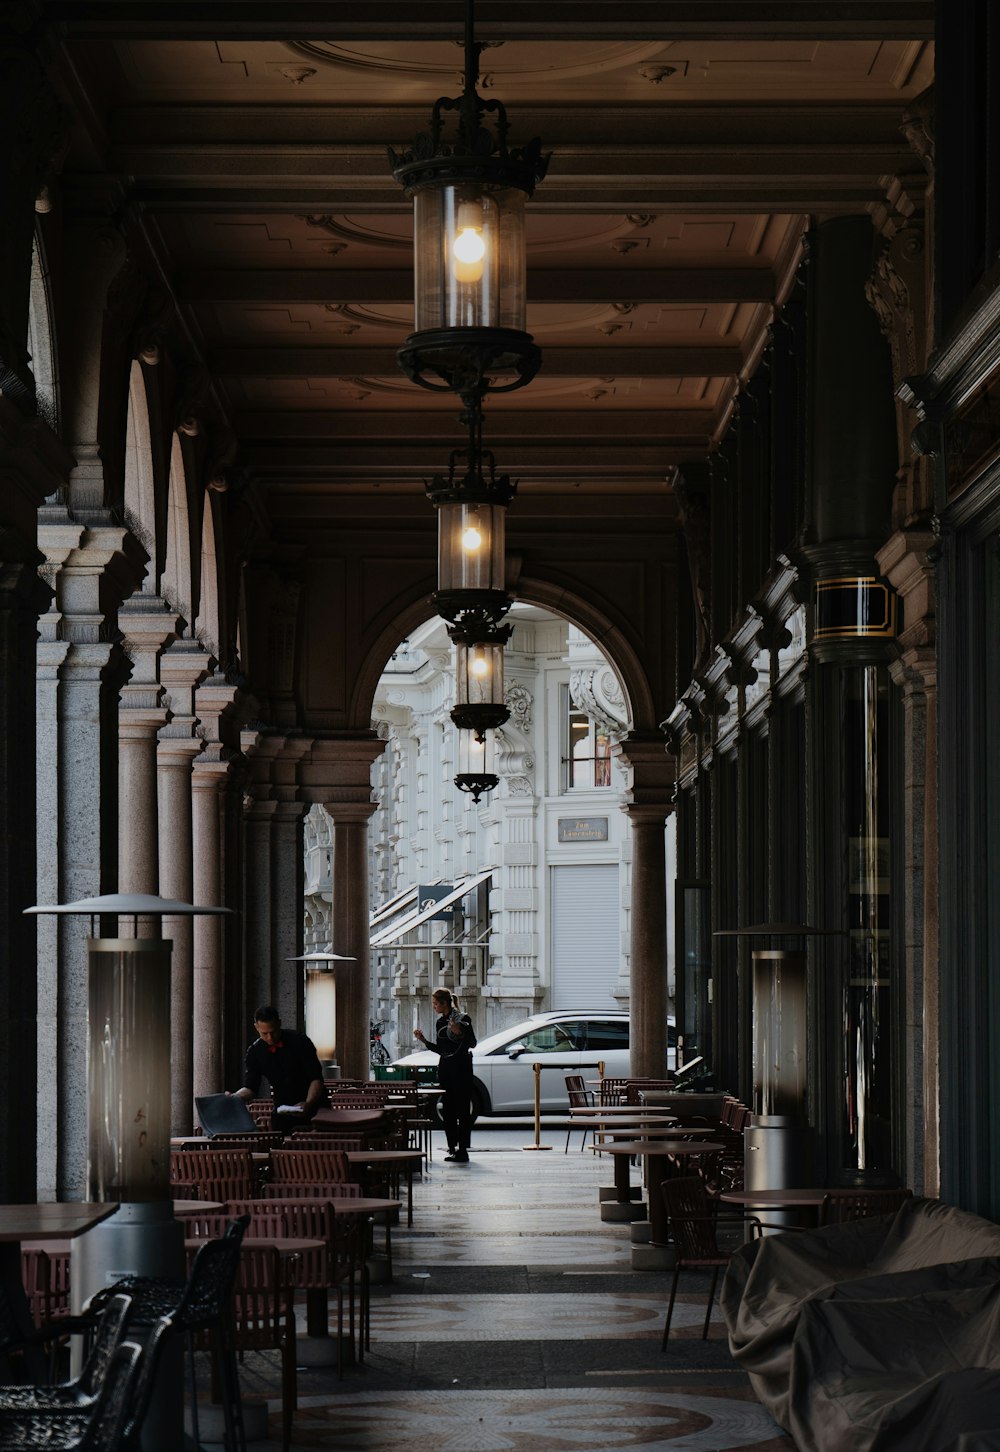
[369,868,493,947]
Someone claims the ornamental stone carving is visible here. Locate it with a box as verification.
[569,665,627,737]
[504,681,533,731]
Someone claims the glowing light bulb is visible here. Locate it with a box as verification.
[453,200,486,283]
[461,525,482,552]
[470,650,489,678]
[454,228,486,266]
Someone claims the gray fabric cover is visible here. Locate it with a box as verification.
[721,1198,1000,1444]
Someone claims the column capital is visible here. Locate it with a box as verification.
[612,731,675,810]
[321,800,379,825]
[876,527,936,653]
[156,736,203,770]
[37,510,147,645]
[158,637,212,741]
[298,731,386,804]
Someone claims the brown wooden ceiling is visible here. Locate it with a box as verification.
[50,2,933,497]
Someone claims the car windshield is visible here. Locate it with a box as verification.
[505,1022,585,1053]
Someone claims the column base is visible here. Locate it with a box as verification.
[599,1185,641,1202]
[600,1200,647,1223]
[188,1400,269,1444]
[631,1242,679,1271]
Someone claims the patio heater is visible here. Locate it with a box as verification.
[25,891,231,1449]
[715,924,838,1227]
[288,950,357,1079]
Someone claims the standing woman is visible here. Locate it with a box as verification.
[415,987,477,1162]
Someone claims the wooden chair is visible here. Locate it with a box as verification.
[660,1176,751,1345]
[598,1077,629,1107]
[563,1074,595,1153]
[228,1247,297,1452]
[170,1149,256,1203]
[278,1199,364,1375]
[268,1149,351,1186]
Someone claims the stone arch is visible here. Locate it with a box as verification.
[349,573,656,734]
[123,359,157,583]
[195,491,221,657]
[162,432,194,626]
[27,227,58,432]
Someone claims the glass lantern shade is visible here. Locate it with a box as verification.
[414,184,527,335]
[455,729,498,802]
[451,625,510,737]
[439,497,506,596]
[304,966,336,1064]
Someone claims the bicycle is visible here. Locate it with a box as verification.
[369,1019,392,1068]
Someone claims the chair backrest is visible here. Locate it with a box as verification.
[626,1078,675,1104]
[230,1246,284,1349]
[20,1248,48,1327]
[79,1292,133,1400]
[564,1074,591,1109]
[598,1077,629,1107]
[77,1340,144,1452]
[662,1176,722,1259]
[208,1132,284,1151]
[119,1316,175,1451]
[259,1181,361,1200]
[170,1148,255,1201]
[269,1148,350,1184]
[284,1133,365,1150]
[819,1188,913,1225]
[172,1215,250,1333]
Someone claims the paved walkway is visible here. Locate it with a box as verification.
[229,1124,795,1451]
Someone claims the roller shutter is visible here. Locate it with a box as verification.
[550,863,620,1009]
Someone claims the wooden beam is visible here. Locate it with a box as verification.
[177,268,777,306]
[49,2,935,42]
[211,344,745,377]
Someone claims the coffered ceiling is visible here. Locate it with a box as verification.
[49,3,934,499]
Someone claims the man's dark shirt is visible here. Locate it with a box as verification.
[242,1028,328,1108]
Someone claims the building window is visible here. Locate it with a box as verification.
[562,690,612,791]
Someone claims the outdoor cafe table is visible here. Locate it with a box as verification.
[719,1187,832,1231]
[0,1203,118,1375]
[344,1150,421,1227]
[594,1140,720,1246]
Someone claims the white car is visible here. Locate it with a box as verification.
[392,1009,676,1119]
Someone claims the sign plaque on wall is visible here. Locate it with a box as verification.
[557,816,609,843]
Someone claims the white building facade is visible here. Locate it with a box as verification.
[303,608,677,1064]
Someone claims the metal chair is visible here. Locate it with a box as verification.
[0,1293,132,1416]
[563,1074,595,1153]
[0,1316,172,1452]
[660,1176,751,1346]
[87,1216,250,1452]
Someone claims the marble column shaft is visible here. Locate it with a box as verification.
[324,806,378,1084]
[625,807,671,1079]
[158,738,201,1133]
[36,517,145,1199]
[191,756,231,1101]
[0,551,49,1201]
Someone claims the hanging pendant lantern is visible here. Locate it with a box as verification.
[427,401,515,626]
[389,0,549,407]
[455,728,498,803]
[450,618,512,738]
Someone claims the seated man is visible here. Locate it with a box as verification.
[230,1004,329,1133]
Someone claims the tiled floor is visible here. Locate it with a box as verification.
[220,1124,795,1451]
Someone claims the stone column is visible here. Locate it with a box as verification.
[614,733,675,1079]
[300,735,386,1083]
[325,807,378,1082]
[191,674,241,1103]
[157,638,210,1132]
[242,734,309,1025]
[0,398,70,1202]
[36,513,146,1198]
[118,599,177,899]
[0,542,51,1202]
[878,528,938,1195]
